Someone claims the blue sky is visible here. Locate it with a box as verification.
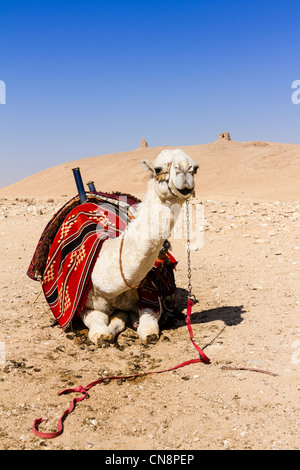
[0,0,300,188]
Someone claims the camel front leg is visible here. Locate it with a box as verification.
[137,308,161,343]
[107,310,129,338]
[80,308,129,346]
[80,308,113,346]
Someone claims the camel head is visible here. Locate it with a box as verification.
[142,149,199,203]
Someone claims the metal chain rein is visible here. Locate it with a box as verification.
[186,199,196,303]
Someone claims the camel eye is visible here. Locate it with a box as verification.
[154,167,163,175]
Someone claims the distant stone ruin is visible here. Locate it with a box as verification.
[140,138,149,149]
[217,132,231,141]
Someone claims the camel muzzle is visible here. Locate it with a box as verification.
[177,187,193,196]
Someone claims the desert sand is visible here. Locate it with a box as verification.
[0,138,299,450]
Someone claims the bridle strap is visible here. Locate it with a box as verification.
[155,162,172,181]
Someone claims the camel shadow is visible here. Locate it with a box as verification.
[159,288,245,330]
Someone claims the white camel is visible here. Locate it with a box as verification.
[80,149,199,345]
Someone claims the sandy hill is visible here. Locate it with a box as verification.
[1,140,300,201]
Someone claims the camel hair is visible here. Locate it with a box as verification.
[80,149,199,345]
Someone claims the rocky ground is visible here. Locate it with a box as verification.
[0,196,299,450]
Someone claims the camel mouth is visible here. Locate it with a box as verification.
[176,187,193,196]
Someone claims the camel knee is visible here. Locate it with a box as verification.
[80,308,109,329]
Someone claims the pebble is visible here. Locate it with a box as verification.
[251,284,263,290]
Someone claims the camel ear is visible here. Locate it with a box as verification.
[194,163,199,174]
[141,159,155,175]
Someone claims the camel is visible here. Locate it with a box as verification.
[80,149,199,345]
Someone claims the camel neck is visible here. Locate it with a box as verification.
[118,180,181,288]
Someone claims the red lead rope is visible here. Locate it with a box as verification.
[186,299,210,364]
[32,299,210,439]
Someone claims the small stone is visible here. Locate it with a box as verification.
[252,284,263,290]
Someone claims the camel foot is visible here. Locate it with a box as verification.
[138,327,160,344]
[89,331,113,346]
[143,333,159,344]
[97,338,111,348]
[137,310,160,344]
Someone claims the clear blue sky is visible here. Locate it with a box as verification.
[0,0,300,188]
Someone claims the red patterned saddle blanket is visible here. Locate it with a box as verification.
[27,192,177,330]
